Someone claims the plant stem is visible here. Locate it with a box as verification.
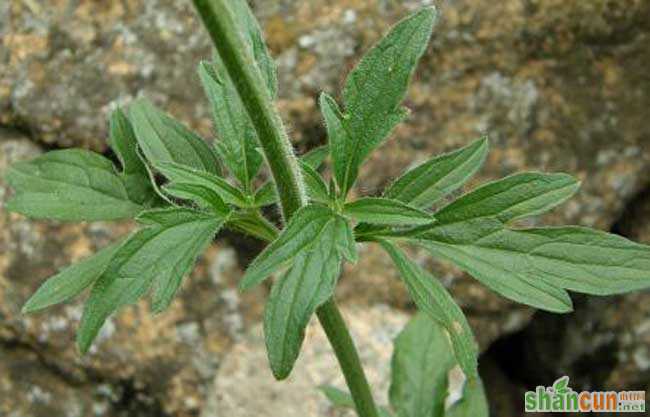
[317,299,380,417]
[191,1,380,416]
[192,0,306,221]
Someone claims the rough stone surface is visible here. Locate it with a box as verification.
[204,305,407,417]
[2,0,650,416]
[1,0,213,150]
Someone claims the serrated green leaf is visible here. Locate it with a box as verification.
[390,312,454,417]
[253,181,277,207]
[301,145,329,169]
[381,241,478,379]
[162,182,230,215]
[335,215,358,263]
[343,197,434,226]
[109,108,147,176]
[6,150,143,221]
[299,161,330,203]
[446,379,489,417]
[128,98,220,175]
[109,107,159,206]
[407,172,581,313]
[323,7,436,196]
[155,161,249,207]
[410,172,650,312]
[422,226,650,299]
[77,208,225,353]
[417,230,574,313]
[227,209,279,243]
[228,0,277,97]
[384,137,488,208]
[239,205,335,290]
[197,0,275,188]
[319,385,395,417]
[199,61,263,189]
[435,172,580,225]
[264,220,342,379]
[22,242,122,314]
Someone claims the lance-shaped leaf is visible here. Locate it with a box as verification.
[262,215,355,379]
[322,7,436,196]
[6,150,143,221]
[418,229,574,313]
[409,172,580,312]
[228,0,278,97]
[343,197,434,226]
[420,226,650,308]
[299,161,330,203]
[390,312,455,417]
[264,220,342,379]
[335,215,358,263]
[434,172,580,225]
[319,385,395,417]
[381,241,478,379]
[22,242,122,314]
[110,108,147,176]
[227,209,279,243]
[155,161,248,207]
[412,172,650,312]
[109,108,159,206]
[300,145,329,169]
[384,137,489,208]
[162,182,230,215]
[199,61,263,188]
[198,0,277,188]
[77,208,225,353]
[128,98,220,175]
[253,181,278,207]
[239,205,335,290]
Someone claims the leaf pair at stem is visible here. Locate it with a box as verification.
[6,2,650,417]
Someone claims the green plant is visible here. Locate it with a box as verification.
[321,314,488,417]
[7,1,650,416]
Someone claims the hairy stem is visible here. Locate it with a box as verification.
[192,0,306,221]
[191,1,379,416]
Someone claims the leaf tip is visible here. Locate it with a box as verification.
[553,296,574,314]
[411,5,438,29]
[318,91,339,113]
[270,363,291,381]
[477,135,490,149]
[150,299,168,315]
[21,301,37,315]
[76,333,92,356]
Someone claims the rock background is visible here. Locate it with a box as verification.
[1,0,649,416]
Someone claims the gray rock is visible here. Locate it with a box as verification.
[203,305,408,417]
